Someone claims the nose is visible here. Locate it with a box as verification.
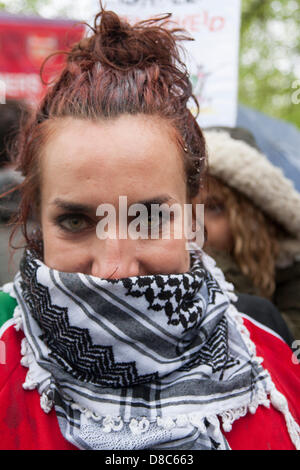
[90,237,140,279]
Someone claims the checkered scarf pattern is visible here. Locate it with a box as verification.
[12,248,273,450]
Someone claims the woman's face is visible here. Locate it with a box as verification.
[40,114,191,278]
[201,191,233,253]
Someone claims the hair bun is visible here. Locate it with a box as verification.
[72,9,191,71]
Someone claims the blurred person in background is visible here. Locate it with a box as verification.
[0,99,28,284]
[198,127,300,341]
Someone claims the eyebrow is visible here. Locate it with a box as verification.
[51,195,176,213]
[135,195,176,207]
[51,198,96,214]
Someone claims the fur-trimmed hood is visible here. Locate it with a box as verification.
[203,128,300,262]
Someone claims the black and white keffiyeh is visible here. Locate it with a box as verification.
[5,246,300,450]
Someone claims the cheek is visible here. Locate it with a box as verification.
[41,216,94,273]
[42,232,92,273]
[43,237,190,275]
[140,239,190,274]
[204,216,233,251]
[41,209,191,275]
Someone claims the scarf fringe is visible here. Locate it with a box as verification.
[16,315,300,448]
[2,282,17,298]
[201,252,300,450]
[269,386,300,449]
[6,249,300,450]
[65,398,270,437]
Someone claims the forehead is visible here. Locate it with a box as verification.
[40,114,187,205]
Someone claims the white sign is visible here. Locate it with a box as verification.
[100,0,241,128]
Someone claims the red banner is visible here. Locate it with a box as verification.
[0,13,85,106]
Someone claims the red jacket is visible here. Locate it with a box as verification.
[0,314,299,450]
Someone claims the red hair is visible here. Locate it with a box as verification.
[10,7,206,253]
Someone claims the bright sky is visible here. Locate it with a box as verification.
[40,0,98,21]
[1,0,98,22]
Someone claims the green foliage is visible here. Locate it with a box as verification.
[0,0,51,15]
[239,0,300,129]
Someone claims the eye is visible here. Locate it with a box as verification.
[137,213,161,232]
[136,211,166,238]
[205,200,225,215]
[56,214,92,233]
[147,214,161,228]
